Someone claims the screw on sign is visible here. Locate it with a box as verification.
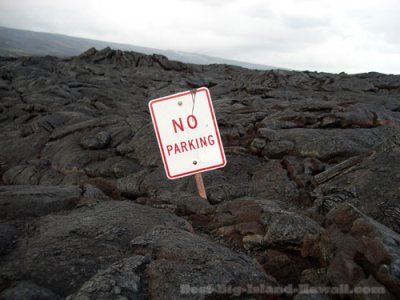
[149,87,226,201]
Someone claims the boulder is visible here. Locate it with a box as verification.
[302,203,400,297]
[0,185,81,219]
[209,197,322,250]
[0,281,61,300]
[0,201,192,296]
[130,226,279,299]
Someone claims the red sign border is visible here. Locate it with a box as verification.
[149,87,226,179]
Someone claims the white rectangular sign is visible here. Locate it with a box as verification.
[149,87,226,179]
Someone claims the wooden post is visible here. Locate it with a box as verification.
[194,173,208,201]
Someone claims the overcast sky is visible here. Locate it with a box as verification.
[1,0,399,74]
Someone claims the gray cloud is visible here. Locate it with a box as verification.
[282,15,331,29]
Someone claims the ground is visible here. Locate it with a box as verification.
[0,48,399,299]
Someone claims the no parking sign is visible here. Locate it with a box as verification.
[149,87,226,179]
